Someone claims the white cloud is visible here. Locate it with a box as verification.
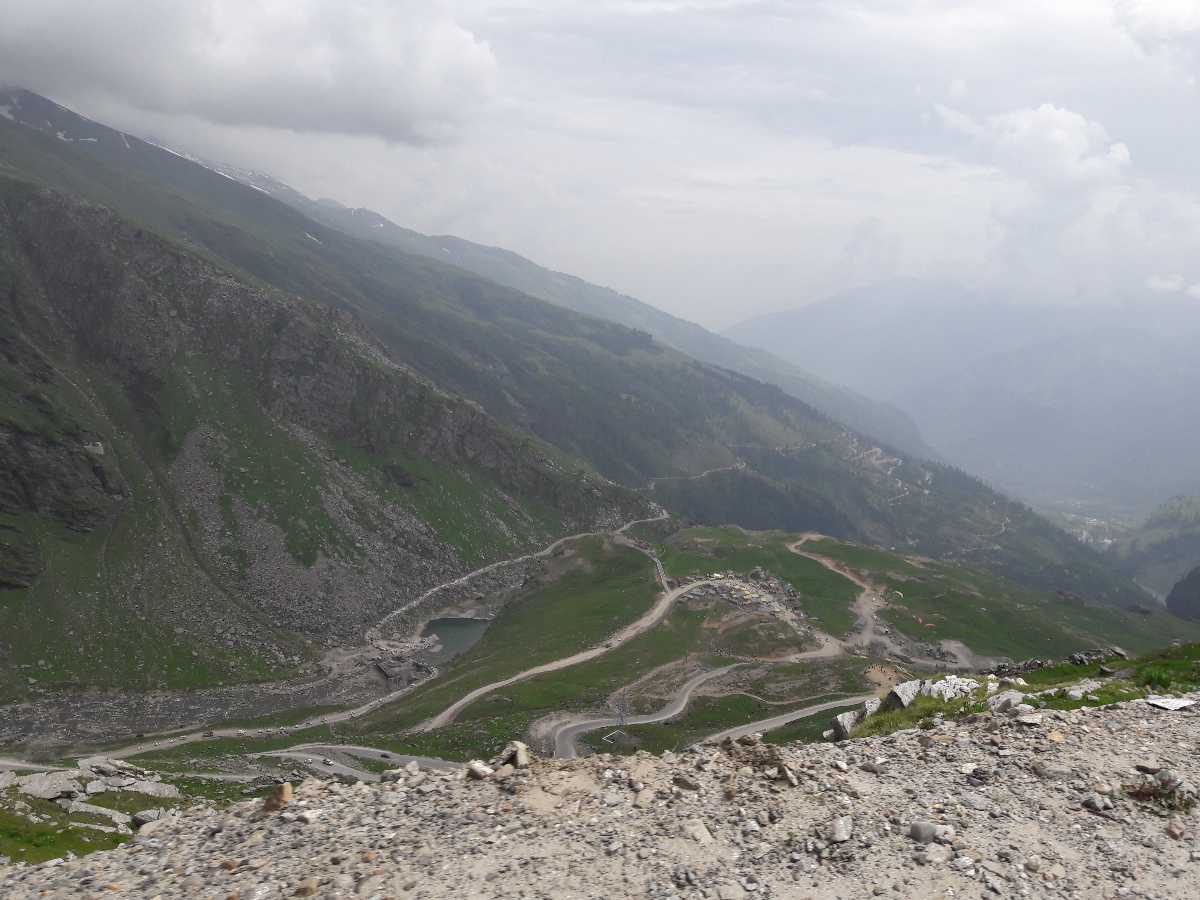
[0,1,496,142]
[1148,273,1187,291]
[1115,0,1200,55]
[11,1,1200,324]
[939,102,1131,186]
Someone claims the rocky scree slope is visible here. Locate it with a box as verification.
[4,695,1200,898]
[0,177,647,699]
[0,89,1151,612]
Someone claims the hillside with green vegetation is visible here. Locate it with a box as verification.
[0,86,1169,677]
[1113,496,1200,599]
[227,170,936,461]
[655,526,1200,659]
[798,537,1200,658]
[0,173,646,703]
[656,526,860,634]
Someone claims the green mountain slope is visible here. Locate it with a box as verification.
[1167,565,1200,621]
[0,89,1159,616]
[1113,497,1200,600]
[0,174,647,702]
[218,172,936,461]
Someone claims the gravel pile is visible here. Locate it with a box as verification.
[3,695,1198,899]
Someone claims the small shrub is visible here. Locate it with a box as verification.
[1124,771,1197,814]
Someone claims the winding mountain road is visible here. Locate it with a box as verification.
[371,512,670,637]
[252,743,464,783]
[702,693,876,744]
[551,665,741,758]
[787,535,992,671]
[33,514,674,763]
[416,570,713,732]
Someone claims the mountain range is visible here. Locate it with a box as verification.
[0,88,1182,701]
[727,280,1200,521]
[216,166,937,463]
[1114,496,1200,600]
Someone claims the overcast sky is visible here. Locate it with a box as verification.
[5,0,1200,328]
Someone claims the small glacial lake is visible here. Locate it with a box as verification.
[418,617,490,665]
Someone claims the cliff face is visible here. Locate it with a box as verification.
[0,179,648,698]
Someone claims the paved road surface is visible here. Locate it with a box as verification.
[702,693,876,744]
[551,665,741,758]
[253,744,464,782]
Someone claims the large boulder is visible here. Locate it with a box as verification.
[921,675,979,702]
[16,771,81,800]
[831,709,863,740]
[987,689,1025,713]
[127,779,180,799]
[883,680,922,711]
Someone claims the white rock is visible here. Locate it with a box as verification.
[884,680,922,710]
[16,771,81,800]
[987,690,1024,712]
[1146,696,1197,711]
[466,760,495,780]
[831,709,863,740]
[828,816,853,843]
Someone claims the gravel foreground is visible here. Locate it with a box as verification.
[3,696,1198,900]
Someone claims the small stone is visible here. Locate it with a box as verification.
[828,816,853,843]
[909,821,937,843]
[680,819,713,844]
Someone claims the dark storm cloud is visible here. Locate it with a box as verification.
[0,1,496,142]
